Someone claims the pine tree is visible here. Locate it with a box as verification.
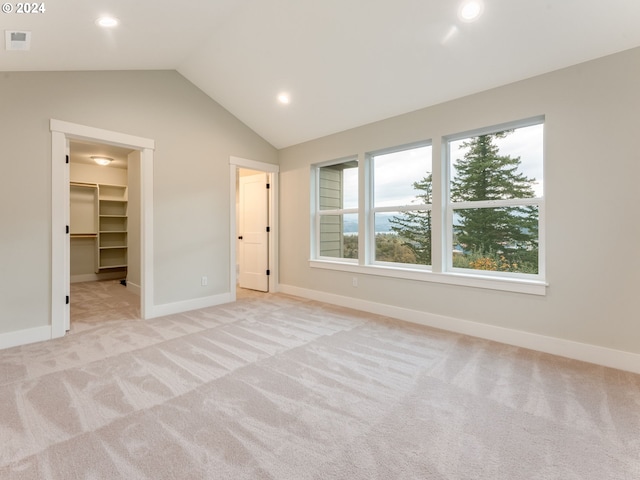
[388,174,433,265]
[451,131,538,267]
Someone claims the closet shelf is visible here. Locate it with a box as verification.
[71,181,128,274]
[100,197,127,202]
[97,184,128,272]
[70,182,98,189]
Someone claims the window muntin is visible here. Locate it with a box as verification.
[447,123,543,277]
[371,144,432,266]
[316,159,358,260]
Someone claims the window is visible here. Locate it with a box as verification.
[371,144,432,266]
[310,117,545,294]
[447,123,544,278]
[315,158,358,260]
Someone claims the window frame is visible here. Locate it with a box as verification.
[310,116,547,296]
[368,141,433,270]
[312,156,359,263]
[443,117,545,281]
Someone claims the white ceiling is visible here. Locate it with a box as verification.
[3,1,640,148]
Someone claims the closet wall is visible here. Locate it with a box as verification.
[70,161,128,283]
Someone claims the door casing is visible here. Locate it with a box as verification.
[51,119,155,338]
[229,156,279,299]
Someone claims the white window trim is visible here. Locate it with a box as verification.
[368,142,433,268]
[443,117,545,283]
[309,260,547,295]
[445,199,545,281]
[311,156,359,261]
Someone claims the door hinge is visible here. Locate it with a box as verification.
[66,225,70,234]
[266,183,270,189]
[266,269,270,276]
[266,226,270,233]
[65,295,70,305]
[66,155,69,164]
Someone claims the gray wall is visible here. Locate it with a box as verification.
[278,47,640,355]
[0,70,277,334]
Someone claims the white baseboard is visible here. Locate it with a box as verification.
[0,325,52,350]
[278,284,640,375]
[146,292,233,319]
[127,282,141,296]
[71,272,126,283]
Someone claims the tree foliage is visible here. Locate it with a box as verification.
[387,174,433,265]
[451,131,538,269]
[375,234,417,263]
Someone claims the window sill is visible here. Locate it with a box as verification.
[309,260,547,296]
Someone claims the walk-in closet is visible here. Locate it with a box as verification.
[69,140,140,327]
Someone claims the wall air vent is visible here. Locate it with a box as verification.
[5,30,31,51]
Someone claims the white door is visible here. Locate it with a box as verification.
[238,172,269,292]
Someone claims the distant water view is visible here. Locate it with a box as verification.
[343,213,395,234]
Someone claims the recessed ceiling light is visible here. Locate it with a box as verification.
[96,16,119,28]
[277,93,291,105]
[459,1,483,22]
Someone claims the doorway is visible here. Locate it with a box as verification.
[229,157,279,300]
[51,119,155,339]
[68,140,140,329]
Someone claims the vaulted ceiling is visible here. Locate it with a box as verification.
[2,0,640,148]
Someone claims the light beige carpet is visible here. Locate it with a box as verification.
[70,280,140,332]
[1,290,639,479]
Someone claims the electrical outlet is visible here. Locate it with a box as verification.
[352,277,358,287]
[201,276,208,286]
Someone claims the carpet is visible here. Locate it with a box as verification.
[1,292,639,479]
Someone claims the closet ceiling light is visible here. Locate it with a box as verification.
[91,156,113,166]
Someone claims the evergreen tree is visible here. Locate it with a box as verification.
[388,174,433,265]
[451,131,538,266]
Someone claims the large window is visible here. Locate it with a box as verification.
[371,144,432,266]
[315,158,358,260]
[311,117,545,293]
[447,123,544,277]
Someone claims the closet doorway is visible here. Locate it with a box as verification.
[51,119,155,339]
[68,140,140,329]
